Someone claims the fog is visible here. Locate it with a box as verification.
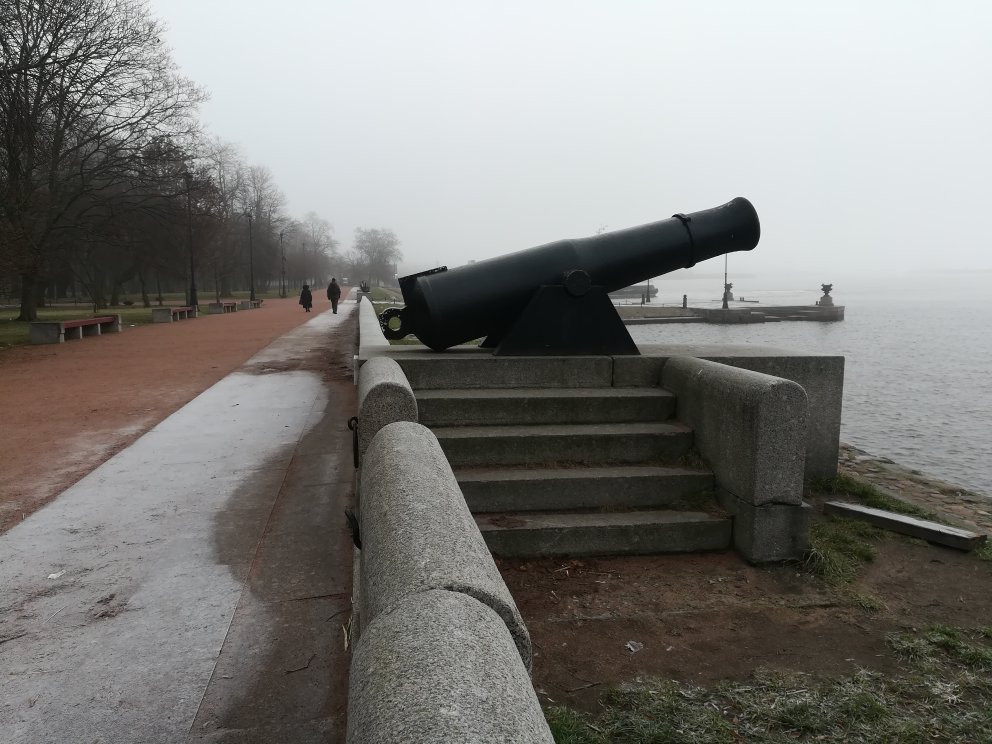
[150,0,992,287]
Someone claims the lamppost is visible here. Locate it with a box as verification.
[182,171,198,308]
[245,212,256,302]
[722,253,729,310]
[279,231,286,297]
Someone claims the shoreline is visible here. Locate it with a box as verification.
[837,442,991,536]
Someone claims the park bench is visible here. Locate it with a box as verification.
[30,315,122,344]
[237,299,264,310]
[206,301,238,314]
[151,306,197,323]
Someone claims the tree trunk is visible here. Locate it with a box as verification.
[17,272,40,321]
[89,277,108,309]
[138,268,150,308]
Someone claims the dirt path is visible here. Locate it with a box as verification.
[0,292,349,534]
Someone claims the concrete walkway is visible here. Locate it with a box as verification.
[0,306,358,743]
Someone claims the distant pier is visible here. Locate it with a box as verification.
[619,304,845,325]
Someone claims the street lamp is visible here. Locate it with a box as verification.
[245,212,256,302]
[182,171,198,308]
[279,231,286,298]
[722,253,729,310]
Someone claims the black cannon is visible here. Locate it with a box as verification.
[381,197,760,355]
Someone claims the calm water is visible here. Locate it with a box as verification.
[627,275,992,497]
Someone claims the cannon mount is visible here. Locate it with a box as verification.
[480,271,638,355]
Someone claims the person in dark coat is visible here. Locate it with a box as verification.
[299,284,313,312]
[326,277,342,314]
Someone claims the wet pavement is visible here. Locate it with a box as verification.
[0,306,358,743]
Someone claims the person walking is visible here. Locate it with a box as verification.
[299,284,313,312]
[326,277,342,314]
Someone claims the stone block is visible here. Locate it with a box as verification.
[434,421,692,468]
[29,322,64,344]
[458,465,713,513]
[824,501,987,551]
[360,421,531,669]
[416,387,674,427]
[357,300,391,361]
[356,357,418,459]
[152,307,174,323]
[612,355,665,387]
[706,354,843,479]
[637,345,844,478]
[347,590,553,744]
[717,491,812,563]
[477,509,732,557]
[388,348,615,389]
[106,314,122,332]
[663,356,807,506]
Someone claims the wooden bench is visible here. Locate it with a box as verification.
[244,298,263,309]
[151,306,197,323]
[30,315,122,344]
[206,301,238,314]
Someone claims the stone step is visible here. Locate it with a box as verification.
[417,387,675,427]
[476,509,732,557]
[433,422,693,467]
[456,465,713,512]
[391,352,615,390]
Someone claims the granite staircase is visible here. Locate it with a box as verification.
[400,358,732,558]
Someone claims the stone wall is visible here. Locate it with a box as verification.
[614,344,845,478]
[662,356,812,562]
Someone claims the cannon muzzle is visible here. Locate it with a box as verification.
[387,197,759,353]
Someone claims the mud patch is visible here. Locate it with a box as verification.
[91,593,129,620]
[501,534,992,715]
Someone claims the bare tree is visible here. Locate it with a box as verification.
[0,0,204,320]
[237,165,287,293]
[351,228,402,287]
[198,137,248,299]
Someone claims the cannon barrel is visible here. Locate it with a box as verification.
[394,197,760,351]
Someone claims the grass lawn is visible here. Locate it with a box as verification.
[548,628,992,743]
[367,286,402,302]
[0,290,285,349]
[0,306,156,349]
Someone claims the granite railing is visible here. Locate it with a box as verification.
[348,354,552,743]
[661,356,812,562]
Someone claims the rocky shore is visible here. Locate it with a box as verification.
[838,442,992,535]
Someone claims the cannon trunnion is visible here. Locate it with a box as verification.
[382,197,760,355]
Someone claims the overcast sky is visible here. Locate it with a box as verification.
[148,0,991,286]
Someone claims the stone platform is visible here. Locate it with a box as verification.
[361,343,844,480]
